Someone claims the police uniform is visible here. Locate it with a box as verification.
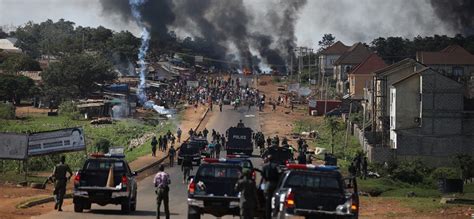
[52,163,72,211]
[235,170,257,219]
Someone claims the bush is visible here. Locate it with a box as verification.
[0,102,15,119]
[95,138,111,153]
[431,167,461,180]
[391,159,431,184]
[58,101,81,120]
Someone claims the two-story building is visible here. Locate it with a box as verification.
[333,43,371,95]
[318,41,349,78]
[348,53,386,100]
[389,67,473,166]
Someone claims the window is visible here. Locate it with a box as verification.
[453,67,464,77]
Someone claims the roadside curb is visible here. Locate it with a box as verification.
[17,194,72,209]
[17,107,210,210]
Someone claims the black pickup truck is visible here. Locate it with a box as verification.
[187,159,243,218]
[271,164,359,219]
[73,153,138,213]
[177,141,203,166]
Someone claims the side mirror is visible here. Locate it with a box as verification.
[188,175,194,181]
[132,171,138,176]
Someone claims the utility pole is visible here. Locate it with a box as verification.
[344,100,353,149]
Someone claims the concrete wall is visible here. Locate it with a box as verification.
[420,70,464,136]
[428,64,474,98]
[393,75,421,130]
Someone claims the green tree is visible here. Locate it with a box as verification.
[0,53,41,74]
[0,28,8,38]
[318,33,336,51]
[455,154,474,183]
[42,53,116,100]
[325,116,340,154]
[0,74,35,104]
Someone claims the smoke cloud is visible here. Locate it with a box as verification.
[98,0,308,70]
[429,0,474,36]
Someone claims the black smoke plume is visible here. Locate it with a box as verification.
[99,0,308,70]
[429,0,474,36]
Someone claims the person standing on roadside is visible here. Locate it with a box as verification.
[158,135,163,152]
[50,156,73,211]
[177,128,182,143]
[154,165,171,219]
[362,157,368,180]
[168,145,176,167]
[219,101,223,112]
[235,169,258,219]
[203,128,209,140]
[151,136,158,157]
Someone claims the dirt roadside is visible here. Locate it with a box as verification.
[0,104,211,219]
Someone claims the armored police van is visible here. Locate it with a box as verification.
[225,122,253,156]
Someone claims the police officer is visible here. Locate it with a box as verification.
[168,145,176,167]
[51,156,73,211]
[262,155,279,219]
[235,169,258,219]
[151,136,158,157]
[182,156,193,183]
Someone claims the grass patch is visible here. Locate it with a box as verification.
[0,113,180,173]
[0,171,47,184]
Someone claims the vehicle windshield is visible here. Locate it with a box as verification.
[284,172,341,191]
[180,144,200,154]
[85,159,126,171]
[197,165,241,179]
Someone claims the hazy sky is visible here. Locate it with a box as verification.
[0,0,455,48]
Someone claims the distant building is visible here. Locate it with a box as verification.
[0,37,21,53]
[17,71,42,83]
[333,43,371,95]
[318,41,349,78]
[348,53,387,99]
[416,45,474,99]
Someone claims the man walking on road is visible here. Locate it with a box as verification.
[235,169,258,219]
[151,136,158,157]
[182,156,193,183]
[51,156,73,211]
[154,165,171,219]
[168,145,176,167]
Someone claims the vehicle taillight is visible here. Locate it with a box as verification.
[189,181,195,194]
[252,170,256,179]
[285,191,295,209]
[351,203,358,212]
[74,173,80,186]
[122,175,128,190]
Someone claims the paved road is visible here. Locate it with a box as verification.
[35,104,263,219]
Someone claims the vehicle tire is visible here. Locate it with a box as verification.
[84,201,91,210]
[187,206,201,219]
[131,193,137,211]
[74,202,84,213]
[121,198,131,214]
